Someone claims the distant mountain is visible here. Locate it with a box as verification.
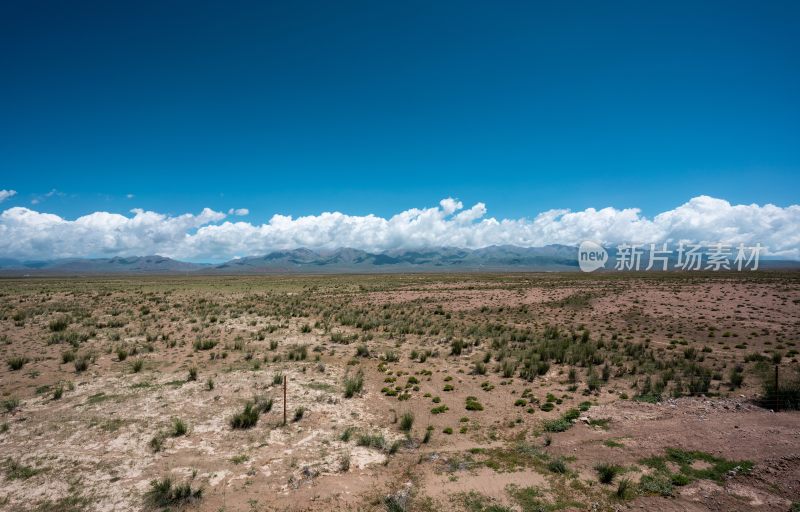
[0,255,208,274]
[0,247,796,275]
[210,246,579,273]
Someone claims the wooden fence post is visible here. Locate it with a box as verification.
[283,375,287,425]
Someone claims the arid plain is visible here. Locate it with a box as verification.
[0,273,798,512]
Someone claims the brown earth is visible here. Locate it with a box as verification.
[0,273,798,512]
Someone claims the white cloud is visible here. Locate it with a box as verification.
[439,197,463,215]
[126,194,135,199]
[0,196,797,261]
[31,188,64,205]
[0,190,16,203]
[228,208,250,216]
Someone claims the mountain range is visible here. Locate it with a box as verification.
[0,246,796,275]
[0,246,578,274]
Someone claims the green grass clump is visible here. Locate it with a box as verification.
[230,403,259,429]
[3,397,20,413]
[588,418,610,430]
[634,393,662,404]
[4,458,41,480]
[7,357,28,371]
[340,426,356,442]
[230,454,249,464]
[145,477,203,507]
[547,458,567,474]
[171,418,187,437]
[642,448,753,482]
[49,317,69,332]
[506,485,575,512]
[616,478,633,499]
[543,408,580,432]
[74,356,90,372]
[638,448,753,496]
[343,369,364,398]
[193,339,217,351]
[638,473,674,496]
[357,433,386,450]
[595,462,622,484]
[465,396,484,411]
[481,442,546,473]
[149,435,164,453]
[760,368,800,410]
[400,412,414,432]
[255,395,273,413]
[455,491,513,512]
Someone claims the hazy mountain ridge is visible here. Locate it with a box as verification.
[0,246,578,274]
[0,246,796,275]
[212,245,580,273]
[0,255,210,273]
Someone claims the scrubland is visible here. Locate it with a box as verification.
[0,273,798,511]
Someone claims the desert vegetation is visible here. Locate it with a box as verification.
[0,272,798,511]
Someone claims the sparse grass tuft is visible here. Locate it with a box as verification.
[255,395,273,413]
[171,418,187,437]
[74,356,90,373]
[547,458,567,474]
[145,477,203,507]
[4,458,41,480]
[465,396,484,411]
[616,478,633,499]
[230,403,259,429]
[344,369,364,398]
[7,356,28,371]
[2,397,20,413]
[543,408,580,432]
[400,412,414,432]
[595,462,622,484]
[49,316,69,332]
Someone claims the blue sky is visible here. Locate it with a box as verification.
[1,0,798,223]
[0,2,799,262]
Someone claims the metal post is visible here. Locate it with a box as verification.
[774,365,779,413]
[283,375,287,425]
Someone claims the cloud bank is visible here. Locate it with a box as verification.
[0,196,797,261]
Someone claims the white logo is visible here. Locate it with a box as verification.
[578,241,608,272]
